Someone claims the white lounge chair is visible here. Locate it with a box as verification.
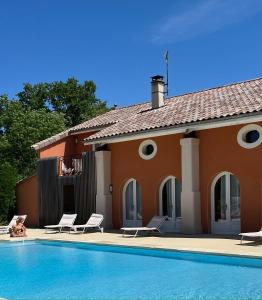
[239,228,262,244]
[45,214,77,233]
[69,213,104,233]
[121,216,166,238]
[0,215,27,234]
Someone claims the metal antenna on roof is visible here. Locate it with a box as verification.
[164,50,169,97]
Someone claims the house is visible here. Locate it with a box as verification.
[16,75,262,234]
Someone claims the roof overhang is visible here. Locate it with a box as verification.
[32,125,111,151]
[84,111,262,145]
[70,125,110,135]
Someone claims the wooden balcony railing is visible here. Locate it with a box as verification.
[58,155,83,176]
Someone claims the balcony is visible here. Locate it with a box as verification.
[58,155,83,176]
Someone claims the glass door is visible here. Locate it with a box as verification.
[159,177,181,232]
[123,179,142,227]
[211,173,240,234]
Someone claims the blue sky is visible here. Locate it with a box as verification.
[0,0,262,107]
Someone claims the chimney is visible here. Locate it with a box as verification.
[151,75,165,109]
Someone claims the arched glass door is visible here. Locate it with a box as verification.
[159,176,182,232]
[123,179,142,227]
[211,172,240,234]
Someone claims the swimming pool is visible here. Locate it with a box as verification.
[0,240,262,300]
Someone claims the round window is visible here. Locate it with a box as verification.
[138,140,157,160]
[237,124,262,149]
[245,130,260,143]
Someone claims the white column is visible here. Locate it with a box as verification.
[95,151,112,229]
[180,138,202,234]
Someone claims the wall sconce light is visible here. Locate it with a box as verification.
[109,184,113,193]
[75,138,78,144]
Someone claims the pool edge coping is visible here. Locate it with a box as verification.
[32,238,262,260]
[1,237,262,260]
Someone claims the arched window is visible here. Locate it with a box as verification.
[159,176,181,219]
[123,179,142,227]
[211,172,240,234]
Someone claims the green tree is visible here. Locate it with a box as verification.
[16,83,50,110]
[0,96,65,222]
[0,99,65,177]
[17,78,108,127]
[0,95,13,165]
[0,77,108,221]
[0,162,18,224]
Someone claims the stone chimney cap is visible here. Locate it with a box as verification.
[151,75,164,82]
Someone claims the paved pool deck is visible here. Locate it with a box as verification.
[1,229,262,258]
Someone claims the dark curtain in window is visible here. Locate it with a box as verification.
[38,157,59,227]
[38,152,96,226]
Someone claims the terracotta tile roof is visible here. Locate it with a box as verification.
[69,102,151,133]
[85,77,262,142]
[33,77,262,150]
[32,129,70,151]
[32,102,150,150]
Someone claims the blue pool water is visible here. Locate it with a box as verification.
[0,240,262,300]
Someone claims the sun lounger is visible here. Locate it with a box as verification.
[45,214,77,233]
[121,216,166,238]
[239,228,262,244]
[69,213,104,233]
[0,215,27,234]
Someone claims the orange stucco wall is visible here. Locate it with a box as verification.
[18,122,262,232]
[109,122,262,233]
[16,175,38,227]
[198,122,262,233]
[108,134,182,228]
[39,132,95,159]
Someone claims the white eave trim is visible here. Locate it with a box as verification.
[84,112,262,145]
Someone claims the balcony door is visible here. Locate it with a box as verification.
[122,179,142,227]
[159,176,182,232]
[211,172,240,234]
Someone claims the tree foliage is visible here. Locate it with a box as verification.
[17,78,108,127]
[0,162,18,224]
[1,103,66,177]
[0,77,108,221]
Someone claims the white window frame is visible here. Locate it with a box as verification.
[122,178,142,227]
[211,171,240,234]
[159,176,182,220]
[159,176,175,220]
[138,139,157,160]
[159,176,182,233]
[237,124,262,149]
